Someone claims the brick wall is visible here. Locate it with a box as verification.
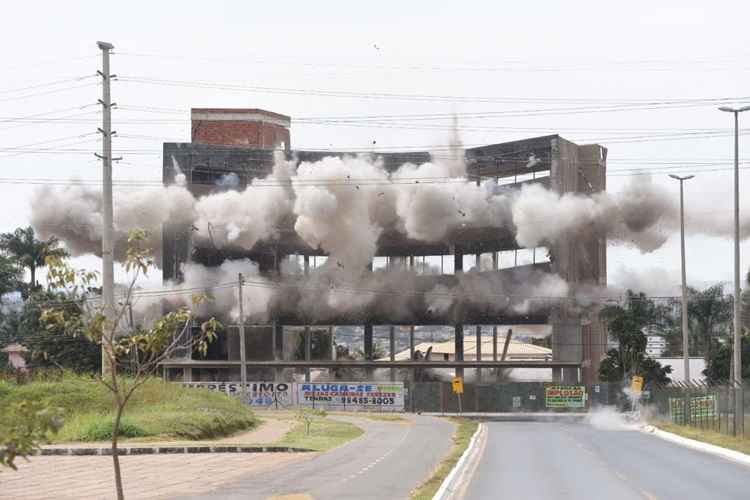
[191,120,290,149]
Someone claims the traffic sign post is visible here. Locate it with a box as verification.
[452,376,464,414]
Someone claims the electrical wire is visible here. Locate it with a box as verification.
[0,82,100,104]
[0,75,97,95]
[118,76,750,109]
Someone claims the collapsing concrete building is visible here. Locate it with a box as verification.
[161,108,608,385]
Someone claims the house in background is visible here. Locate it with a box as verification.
[645,335,667,358]
[1,343,28,371]
[389,333,554,382]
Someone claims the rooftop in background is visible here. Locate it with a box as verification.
[389,337,552,361]
[190,108,291,125]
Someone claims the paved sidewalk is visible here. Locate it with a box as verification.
[0,452,312,500]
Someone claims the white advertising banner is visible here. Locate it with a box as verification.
[182,381,406,411]
[182,382,292,407]
[297,382,405,412]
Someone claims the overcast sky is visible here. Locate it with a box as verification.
[2,0,749,294]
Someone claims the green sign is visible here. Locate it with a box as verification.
[669,395,717,423]
[545,385,586,408]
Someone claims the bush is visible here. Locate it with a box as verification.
[79,419,147,441]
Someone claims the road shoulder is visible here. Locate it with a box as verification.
[643,424,750,467]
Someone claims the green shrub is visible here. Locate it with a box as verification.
[79,419,147,441]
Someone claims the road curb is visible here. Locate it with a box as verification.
[433,423,484,500]
[31,445,313,456]
[642,425,750,468]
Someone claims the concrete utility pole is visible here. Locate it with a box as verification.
[96,41,116,375]
[238,273,247,398]
[669,174,694,382]
[719,105,750,435]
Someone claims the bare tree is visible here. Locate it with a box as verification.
[41,230,220,500]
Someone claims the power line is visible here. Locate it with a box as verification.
[113,50,750,74]
[0,75,97,95]
[118,76,750,109]
[0,82,99,104]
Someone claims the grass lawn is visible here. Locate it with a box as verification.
[275,416,364,451]
[0,374,257,443]
[655,421,750,455]
[411,418,478,500]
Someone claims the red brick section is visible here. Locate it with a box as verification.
[191,108,291,148]
[192,120,290,148]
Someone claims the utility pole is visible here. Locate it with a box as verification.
[719,104,750,435]
[238,273,247,401]
[669,174,694,382]
[96,41,117,375]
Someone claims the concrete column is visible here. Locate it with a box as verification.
[182,367,193,382]
[274,246,282,273]
[330,326,335,360]
[390,325,396,381]
[304,326,311,382]
[492,326,498,361]
[455,324,464,378]
[410,325,416,382]
[475,252,481,271]
[304,255,310,275]
[274,322,284,359]
[492,251,498,271]
[476,325,482,382]
[364,324,374,378]
[364,324,374,360]
[276,321,285,381]
[454,249,463,274]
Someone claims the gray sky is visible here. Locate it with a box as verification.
[2,0,749,294]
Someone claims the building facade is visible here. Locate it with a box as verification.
[161,108,608,385]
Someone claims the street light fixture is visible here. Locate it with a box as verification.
[718,104,750,435]
[669,174,694,382]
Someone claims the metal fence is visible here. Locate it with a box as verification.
[406,381,606,413]
[650,380,747,438]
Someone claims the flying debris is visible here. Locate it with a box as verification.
[526,154,541,169]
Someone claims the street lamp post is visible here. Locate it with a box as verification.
[669,174,694,382]
[718,104,750,435]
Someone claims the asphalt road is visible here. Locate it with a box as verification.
[179,414,454,500]
[463,420,750,500]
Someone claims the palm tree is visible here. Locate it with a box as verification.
[0,226,69,292]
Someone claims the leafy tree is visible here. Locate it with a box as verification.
[703,335,750,383]
[0,226,69,296]
[0,400,63,469]
[0,291,101,374]
[40,230,220,500]
[294,328,332,360]
[661,285,733,359]
[0,254,22,302]
[687,285,732,359]
[598,290,671,385]
[531,336,552,349]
